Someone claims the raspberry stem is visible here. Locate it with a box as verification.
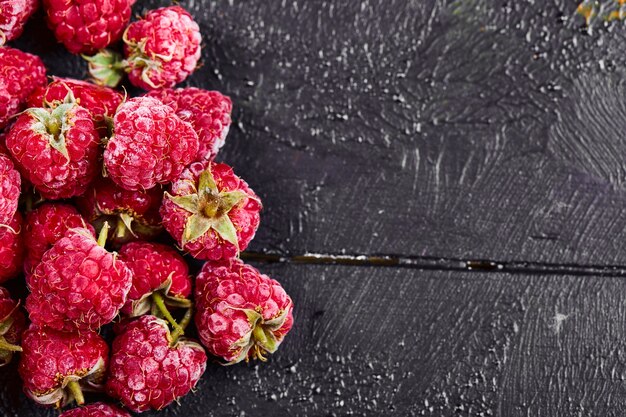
[152,292,183,334]
[0,338,22,352]
[66,380,85,405]
[97,221,110,247]
[170,307,193,345]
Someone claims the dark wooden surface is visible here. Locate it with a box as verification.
[4,0,626,415]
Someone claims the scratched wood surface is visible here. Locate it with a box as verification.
[4,0,626,416]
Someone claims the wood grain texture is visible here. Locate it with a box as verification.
[5,264,626,416]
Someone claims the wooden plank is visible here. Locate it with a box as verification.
[3,264,626,416]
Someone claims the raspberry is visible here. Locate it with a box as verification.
[5,102,100,199]
[23,203,93,279]
[104,96,199,191]
[75,177,163,246]
[106,315,207,412]
[195,259,294,364]
[0,211,24,284]
[0,0,39,43]
[87,6,201,90]
[160,161,261,260]
[0,152,20,227]
[27,77,123,135]
[118,241,191,317]
[0,287,26,366]
[43,0,133,54]
[146,88,233,161]
[26,226,133,332]
[19,325,109,407]
[0,46,47,129]
[60,403,131,417]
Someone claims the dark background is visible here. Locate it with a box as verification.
[4,0,626,415]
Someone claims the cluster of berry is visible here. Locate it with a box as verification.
[0,2,294,416]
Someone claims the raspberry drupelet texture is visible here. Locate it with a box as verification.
[0,211,24,284]
[104,96,199,191]
[123,6,201,90]
[0,0,39,44]
[0,46,47,129]
[160,161,261,261]
[19,325,109,407]
[26,227,133,332]
[195,259,294,364]
[28,77,123,135]
[0,152,20,226]
[118,241,191,316]
[106,315,207,412]
[146,88,233,161]
[60,403,132,417]
[75,177,163,246]
[23,203,93,279]
[43,0,133,54]
[0,286,26,366]
[5,102,100,199]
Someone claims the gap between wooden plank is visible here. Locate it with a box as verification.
[241,251,626,278]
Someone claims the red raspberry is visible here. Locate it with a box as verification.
[43,0,133,54]
[160,161,261,261]
[87,6,201,90]
[0,287,26,366]
[0,0,39,43]
[0,46,47,129]
[106,315,207,412]
[195,259,293,364]
[60,403,131,417]
[118,241,191,316]
[104,96,199,191]
[0,211,24,284]
[23,203,93,279]
[19,325,109,407]
[75,177,163,246]
[146,88,233,161]
[28,77,123,135]
[0,152,20,226]
[5,102,100,199]
[26,227,133,332]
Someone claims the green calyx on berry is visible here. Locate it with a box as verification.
[229,306,291,364]
[84,49,125,87]
[152,292,193,347]
[166,169,248,249]
[27,103,77,161]
[0,309,22,367]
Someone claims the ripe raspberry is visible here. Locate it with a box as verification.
[0,0,39,44]
[28,77,123,135]
[118,241,191,317]
[0,287,26,366]
[195,259,294,364]
[75,177,163,246]
[160,161,261,261]
[0,152,20,226]
[104,96,199,191]
[87,6,201,90]
[146,88,233,161]
[19,325,108,407]
[23,203,93,279]
[43,0,133,54]
[26,226,133,332]
[5,102,100,199]
[0,46,47,129]
[60,403,131,417]
[0,211,24,284]
[107,315,207,412]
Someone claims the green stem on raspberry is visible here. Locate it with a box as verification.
[152,292,183,333]
[170,306,193,346]
[97,222,110,247]
[66,380,85,405]
[0,337,22,352]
